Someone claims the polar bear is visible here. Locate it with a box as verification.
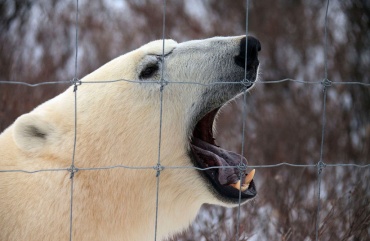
[0,35,260,241]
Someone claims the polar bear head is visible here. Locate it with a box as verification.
[9,35,261,240]
[81,35,261,203]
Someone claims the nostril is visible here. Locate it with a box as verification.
[237,36,261,58]
[234,36,261,69]
[247,36,261,54]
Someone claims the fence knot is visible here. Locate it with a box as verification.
[154,164,164,177]
[70,77,82,92]
[317,161,326,174]
[321,78,331,88]
[237,162,247,176]
[68,165,79,179]
[242,78,253,90]
[159,79,168,91]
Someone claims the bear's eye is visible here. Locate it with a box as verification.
[139,64,159,79]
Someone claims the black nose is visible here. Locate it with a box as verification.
[234,36,261,69]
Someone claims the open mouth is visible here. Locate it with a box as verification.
[190,107,257,203]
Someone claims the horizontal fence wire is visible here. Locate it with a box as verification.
[0,0,369,240]
[1,162,369,174]
[1,79,370,86]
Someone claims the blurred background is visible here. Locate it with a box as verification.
[0,0,369,240]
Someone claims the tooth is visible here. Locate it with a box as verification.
[240,184,248,192]
[229,169,256,192]
[229,180,241,190]
[229,180,248,192]
[244,169,255,185]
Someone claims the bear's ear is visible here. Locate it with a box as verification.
[13,113,54,152]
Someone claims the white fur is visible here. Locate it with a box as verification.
[0,36,255,241]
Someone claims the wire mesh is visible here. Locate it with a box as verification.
[0,0,369,240]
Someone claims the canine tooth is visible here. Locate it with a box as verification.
[230,180,241,190]
[229,180,248,192]
[244,169,255,185]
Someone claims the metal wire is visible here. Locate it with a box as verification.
[315,1,330,240]
[154,1,167,240]
[69,0,80,240]
[1,0,370,240]
[2,78,369,86]
[0,80,71,86]
[1,162,369,174]
[236,0,250,239]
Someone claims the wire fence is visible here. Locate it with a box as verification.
[0,0,369,240]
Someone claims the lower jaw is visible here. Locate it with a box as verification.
[189,153,255,205]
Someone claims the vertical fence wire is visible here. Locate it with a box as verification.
[69,0,80,240]
[315,0,330,240]
[236,0,250,240]
[154,0,167,240]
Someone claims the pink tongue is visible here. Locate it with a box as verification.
[191,138,247,185]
